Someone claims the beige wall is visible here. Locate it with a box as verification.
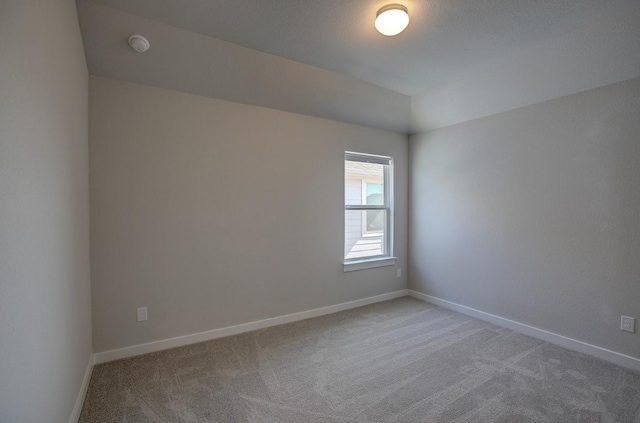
[89,77,408,353]
[0,1,92,422]
[410,77,640,359]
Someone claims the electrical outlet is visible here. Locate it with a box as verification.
[137,307,148,322]
[396,268,402,278]
[621,316,635,333]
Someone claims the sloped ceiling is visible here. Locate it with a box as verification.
[77,2,411,133]
[78,0,640,133]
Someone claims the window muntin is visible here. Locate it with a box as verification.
[344,152,392,262]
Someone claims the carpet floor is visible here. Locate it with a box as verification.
[80,297,640,422]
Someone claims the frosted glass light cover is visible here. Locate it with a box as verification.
[375,5,409,36]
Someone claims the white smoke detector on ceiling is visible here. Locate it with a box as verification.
[128,35,150,53]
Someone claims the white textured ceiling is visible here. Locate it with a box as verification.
[78,0,640,133]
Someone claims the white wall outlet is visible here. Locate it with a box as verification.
[396,268,402,278]
[620,316,635,333]
[137,307,148,322]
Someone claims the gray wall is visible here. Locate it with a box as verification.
[409,77,640,359]
[89,77,408,353]
[0,1,92,422]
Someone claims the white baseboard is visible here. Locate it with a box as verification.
[94,290,408,364]
[408,290,640,373]
[69,354,95,423]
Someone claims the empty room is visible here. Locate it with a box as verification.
[2,0,640,422]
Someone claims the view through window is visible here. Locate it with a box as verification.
[344,152,392,262]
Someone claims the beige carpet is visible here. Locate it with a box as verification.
[80,297,640,422]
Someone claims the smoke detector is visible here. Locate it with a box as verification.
[128,35,150,53]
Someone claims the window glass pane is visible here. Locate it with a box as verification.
[366,209,384,233]
[345,210,386,260]
[344,153,392,263]
[365,183,384,205]
[345,160,384,205]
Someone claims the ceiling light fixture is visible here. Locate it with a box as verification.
[128,35,150,53]
[375,4,409,36]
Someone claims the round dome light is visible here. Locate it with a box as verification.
[375,4,409,36]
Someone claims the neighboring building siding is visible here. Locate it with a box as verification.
[345,178,364,257]
[345,177,362,205]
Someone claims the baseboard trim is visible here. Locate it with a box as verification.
[408,290,640,373]
[94,290,408,364]
[69,354,95,423]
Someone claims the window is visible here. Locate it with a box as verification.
[344,152,395,271]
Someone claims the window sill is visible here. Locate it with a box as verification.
[343,257,396,272]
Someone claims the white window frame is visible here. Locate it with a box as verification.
[344,152,396,272]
